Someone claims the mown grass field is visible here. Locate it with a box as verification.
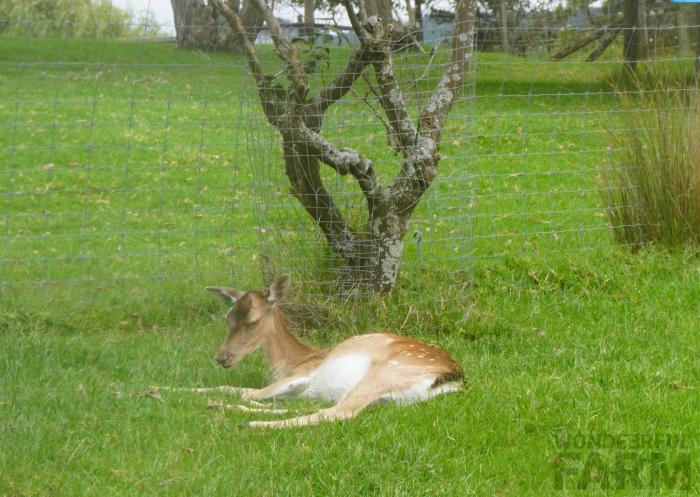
[1,35,699,496]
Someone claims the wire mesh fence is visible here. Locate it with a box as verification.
[1,1,699,315]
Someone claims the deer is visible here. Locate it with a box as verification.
[157,275,463,428]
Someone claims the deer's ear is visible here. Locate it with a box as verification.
[266,275,290,303]
[206,286,244,304]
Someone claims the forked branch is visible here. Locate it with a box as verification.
[248,0,309,101]
[211,0,477,291]
[293,124,379,201]
[418,0,476,144]
[210,0,265,83]
[372,45,419,152]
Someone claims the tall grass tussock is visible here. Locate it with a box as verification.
[603,77,700,249]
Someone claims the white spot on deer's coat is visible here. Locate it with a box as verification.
[303,354,372,402]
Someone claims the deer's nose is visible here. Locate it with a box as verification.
[216,353,229,366]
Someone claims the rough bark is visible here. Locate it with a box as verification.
[302,0,315,40]
[211,0,476,293]
[623,0,640,73]
[365,0,394,24]
[638,0,648,58]
[676,5,690,54]
[170,0,264,53]
[696,6,700,78]
[414,0,424,41]
[677,7,689,54]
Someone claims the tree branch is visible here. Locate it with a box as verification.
[380,0,476,214]
[550,18,623,61]
[351,86,401,153]
[312,47,375,115]
[293,124,379,202]
[280,141,365,266]
[418,0,476,145]
[342,0,369,43]
[372,44,419,152]
[586,26,622,62]
[210,0,265,84]
[248,0,308,101]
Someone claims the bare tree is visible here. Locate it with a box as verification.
[210,0,477,293]
[170,0,264,53]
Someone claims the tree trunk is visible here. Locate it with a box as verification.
[414,0,423,41]
[623,0,640,73]
[365,207,408,292]
[365,0,393,24]
[677,7,689,54]
[210,0,476,293]
[170,0,264,53]
[696,6,700,78]
[499,0,509,52]
[405,0,415,26]
[303,0,314,40]
[638,0,648,58]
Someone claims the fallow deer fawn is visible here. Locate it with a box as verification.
[159,275,463,428]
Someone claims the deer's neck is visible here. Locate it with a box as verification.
[263,308,320,378]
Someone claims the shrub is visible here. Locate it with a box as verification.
[602,79,700,250]
[0,0,164,38]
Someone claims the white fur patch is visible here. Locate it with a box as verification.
[302,354,372,402]
[381,379,461,405]
[269,377,310,398]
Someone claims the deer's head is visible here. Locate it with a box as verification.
[206,275,290,369]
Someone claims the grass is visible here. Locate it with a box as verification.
[603,76,700,249]
[1,36,699,496]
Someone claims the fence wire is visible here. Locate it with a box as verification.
[1,1,699,311]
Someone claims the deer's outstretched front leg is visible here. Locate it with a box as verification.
[153,374,310,402]
[152,385,257,397]
[247,372,386,429]
[242,374,310,401]
[207,400,289,414]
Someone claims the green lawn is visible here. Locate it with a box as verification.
[1,36,698,496]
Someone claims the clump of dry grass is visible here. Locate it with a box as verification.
[603,81,700,249]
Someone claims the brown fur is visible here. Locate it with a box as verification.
[162,276,464,429]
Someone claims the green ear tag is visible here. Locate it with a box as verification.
[228,298,236,308]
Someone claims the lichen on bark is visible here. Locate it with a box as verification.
[210,0,476,293]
